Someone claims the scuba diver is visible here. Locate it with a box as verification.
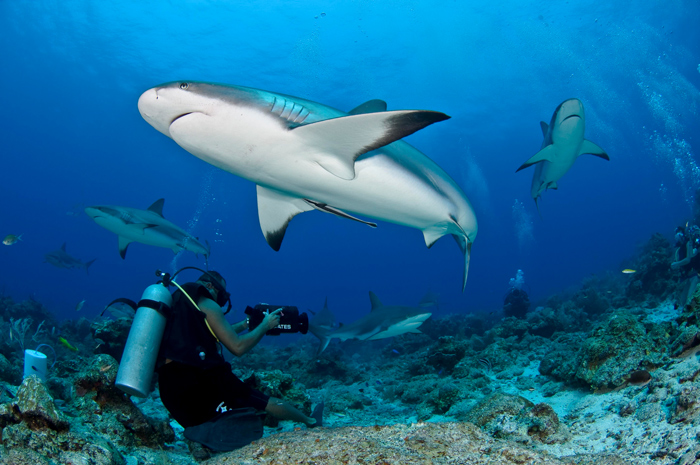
[503,269,530,319]
[672,225,700,308]
[671,225,700,274]
[155,270,323,450]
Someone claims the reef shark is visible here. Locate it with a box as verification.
[309,292,432,355]
[516,98,609,212]
[44,243,96,273]
[85,199,210,259]
[137,82,478,290]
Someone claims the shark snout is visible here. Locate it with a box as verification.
[138,88,173,137]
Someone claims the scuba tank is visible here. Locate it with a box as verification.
[115,272,172,398]
[114,267,230,398]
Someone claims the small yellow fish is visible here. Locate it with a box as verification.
[99,364,112,372]
[622,269,636,274]
[58,337,79,352]
[3,234,22,246]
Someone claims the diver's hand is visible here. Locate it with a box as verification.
[262,308,284,331]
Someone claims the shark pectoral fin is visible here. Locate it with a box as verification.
[118,236,132,259]
[292,110,450,180]
[303,199,377,228]
[256,185,313,251]
[147,199,165,217]
[516,145,556,172]
[539,121,549,137]
[579,140,609,160]
[407,328,423,334]
[548,182,558,190]
[348,99,388,115]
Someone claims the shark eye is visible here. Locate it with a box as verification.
[179,82,189,90]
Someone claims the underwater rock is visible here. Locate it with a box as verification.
[539,333,586,384]
[461,392,566,444]
[0,353,21,386]
[91,318,132,361]
[573,287,611,316]
[574,310,665,390]
[527,303,590,338]
[670,385,700,424]
[204,421,567,464]
[12,374,68,431]
[425,336,469,373]
[491,317,529,339]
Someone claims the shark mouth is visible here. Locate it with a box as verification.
[170,112,194,126]
[561,114,581,122]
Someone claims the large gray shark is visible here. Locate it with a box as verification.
[137,82,478,290]
[309,292,432,355]
[85,199,210,259]
[516,98,609,211]
[44,243,96,273]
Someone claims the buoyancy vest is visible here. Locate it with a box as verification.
[157,282,226,370]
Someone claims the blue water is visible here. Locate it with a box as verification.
[1,1,699,326]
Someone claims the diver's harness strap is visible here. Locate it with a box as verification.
[137,299,171,317]
[169,281,220,343]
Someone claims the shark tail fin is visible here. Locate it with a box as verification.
[309,324,333,356]
[85,259,97,275]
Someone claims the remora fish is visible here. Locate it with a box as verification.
[516,98,609,212]
[85,199,210,259]
[309,292,432,355]
[44,243,96,274]
[137,82,478,290]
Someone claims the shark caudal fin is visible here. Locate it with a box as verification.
[84,259,97,275]
[308,298,337,356]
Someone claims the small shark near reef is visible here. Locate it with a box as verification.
[309,292,432,355]
[85,199,210,259]
[44,243,96,273]
[516,98,609,213]
[137,81,478,290]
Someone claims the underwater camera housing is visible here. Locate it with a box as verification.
[244,305,309,336]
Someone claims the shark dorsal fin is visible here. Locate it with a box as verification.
[540,121,549,137]
[147,199,165,217]
[369,291,383,311]
[61,242,67,251]
[349,99,388,115]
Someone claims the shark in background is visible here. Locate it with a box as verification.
[85,199,210,260]
[516,98,609,213]
[44,243,96,273]
[137,81,478,291]
[309,292,432,355]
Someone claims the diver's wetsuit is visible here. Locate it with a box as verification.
[156,283,269,428]
[678,239,700,275]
